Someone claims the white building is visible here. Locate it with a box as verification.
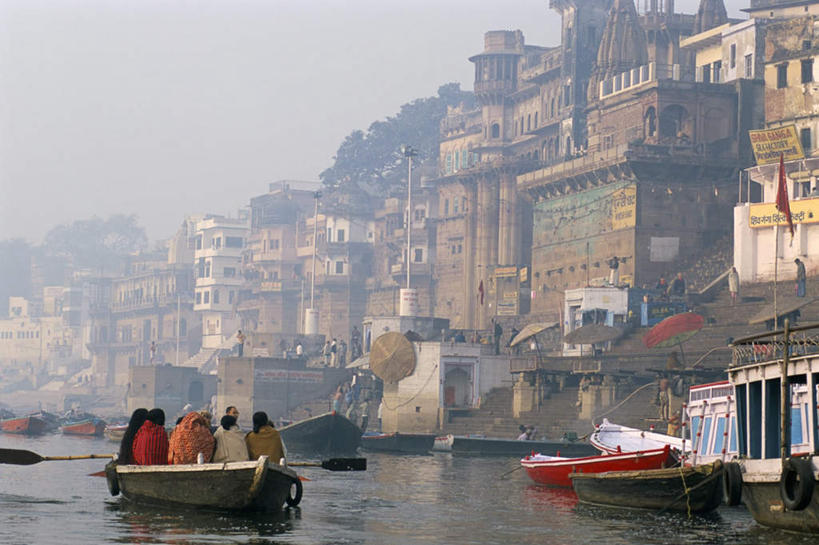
[194,215,249,349]
[563,287,629,356]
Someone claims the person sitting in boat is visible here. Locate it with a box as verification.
[212,414,249,463]
[132,408,169,466]
[118,408,148,465]
[245,411,286,465]
[168,411,215,464]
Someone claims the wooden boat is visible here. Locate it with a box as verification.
[61,418,106,436]
[570,460,724,514]
[360,432,436,454]
[104,424,127,442]
[432,433,598,457]
[521,445,675,488]
[728,323,819,533]
[105,455,302,511]
[278,411,361,456]
[0,415,48,435]
[591,419,683,455]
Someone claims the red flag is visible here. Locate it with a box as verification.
[776,152,794,238]
[477,280,484,305]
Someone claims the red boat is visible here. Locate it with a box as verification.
[61,419,106,436]
[520,444,675,488]
[0,415,48,435]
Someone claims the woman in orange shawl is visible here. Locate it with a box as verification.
[168,411,215,464]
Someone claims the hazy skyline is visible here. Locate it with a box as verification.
[0,0,746,243]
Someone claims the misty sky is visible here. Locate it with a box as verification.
[0,0,746,243]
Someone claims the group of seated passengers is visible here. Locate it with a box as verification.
[118,406,285,466]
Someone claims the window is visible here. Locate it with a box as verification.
[446,153,452,174]
[745,54,753,78]
[461,149,467,169]
[179,318,187,337]
[269,239,279,250]
[195,291,201,305]
[195,236,202,250]
[229,291,234,304]
[224,267,236,277]
[701,65,711,83]
[491,123,500,138]
[801,127,812,152]
[213,237,222,249]
[414,249,423,263]
[225,236,243,248]
[205,260,211,278]
[453,199,459,214]
[203,291,209,304]
[212,289,219,304]
[802,59,814,83]
[777,63,788,88]
[454,150,460,170]
[527,114,531,132]
[335,261,344,274]
[730,43,736,68]
[462,197,467,211]
[712,60,722,83]
[534,111,538,127]
[327,228,332,241]
[337,229,345,242]
[804,40,812,51]
[444,199,449,215]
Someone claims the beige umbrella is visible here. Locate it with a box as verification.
[563,324,622,345]
[510,322,559,347]
[369,332,417,383]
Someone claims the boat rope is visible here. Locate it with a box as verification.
[381,364,439,411]
[678,464,693,519]
[591,382,654,425]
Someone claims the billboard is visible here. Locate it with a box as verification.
[749,125,805,165]
[749,198,819,228]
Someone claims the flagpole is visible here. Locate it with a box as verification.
[774,225,778,326]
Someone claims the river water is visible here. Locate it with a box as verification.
[0,433,816,545]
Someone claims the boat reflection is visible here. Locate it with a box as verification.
[521,485,578,512]
[105,500,297,544]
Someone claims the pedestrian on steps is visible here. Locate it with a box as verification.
[728,267,740,305]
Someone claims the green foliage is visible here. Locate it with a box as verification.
[42,214,147,273]
[320,83,475,194]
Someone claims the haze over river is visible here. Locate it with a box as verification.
[0,434,814,545]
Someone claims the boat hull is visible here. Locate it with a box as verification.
[104,425,127,442]
[0,416,47,435]
[742,481,819,533]
[570,461,724,513]
[109,457,300,512]
[360,432,435,454]
[279,412,361,456]
[62,419,106,436]
[434,434,598,457]
[521,446,674,488]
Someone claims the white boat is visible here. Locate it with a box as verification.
[729,322,819,534]
[684,380,739,465]
[590,419,683,454]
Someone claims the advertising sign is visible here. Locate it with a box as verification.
[749,125,804,165]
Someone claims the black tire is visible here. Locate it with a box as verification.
[286,478,303,507]
[722,461,742,506]
[780,457,815,511]
[105,462,120,496]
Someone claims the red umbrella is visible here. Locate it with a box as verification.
[642,312,705,365]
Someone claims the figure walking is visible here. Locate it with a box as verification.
[728,266,740,305]
[795,258,807,298]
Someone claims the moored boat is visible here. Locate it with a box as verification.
[61,418,106,437]
[278,411,361,456]
[432,433,598,457]
[0,415,48,435]
[728,323,819,533]
[521,445,675,488]
[104,424,127,442]
[570,460,724,513]
[360,432,436,454]
[106,455,302,511]
[591,419,683,455]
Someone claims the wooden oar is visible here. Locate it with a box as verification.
[288,458,366,471]
[0,448,114,466]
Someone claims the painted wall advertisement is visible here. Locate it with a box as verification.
[749,125,804,165]
[254,369,324,383]
[749,199,819,228]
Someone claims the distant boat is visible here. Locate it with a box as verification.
[104,424,127,442]
[570,460,724,513]
[105,455,301,511]
[432,434,598,458]
[360,432,436,454]
[278,412,361,456]
[521,445,675,488]
[61,418,106,437]
[0,415,48,435]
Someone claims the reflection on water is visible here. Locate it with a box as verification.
[2,434,818,544]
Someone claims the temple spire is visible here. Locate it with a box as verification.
[693,0,728,34]
[588,0,649,102]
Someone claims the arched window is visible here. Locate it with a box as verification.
[454,150,459,171]
[566,136,572,156]
[534,111,538,128]
[491,123,500,138]
[527,114,531,132]
[644,106,657,138]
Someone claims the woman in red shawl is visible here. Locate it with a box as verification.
[169,411,215,464]
[132,408,169,465]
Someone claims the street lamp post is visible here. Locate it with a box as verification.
[402,145,417,290]
[304,191,321,335]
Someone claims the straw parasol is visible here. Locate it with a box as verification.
[369,332,417,383]
[563,324,622,345]
[510,322,559,347]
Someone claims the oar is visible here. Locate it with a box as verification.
[288,458,366,471]
[0,448,114,466]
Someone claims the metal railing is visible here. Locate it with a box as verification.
[731,322,819,367]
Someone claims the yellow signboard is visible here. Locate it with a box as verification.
[494,266,518,278]
[611,185,637,230]
[749,125,805,165]
[749,198,819,228]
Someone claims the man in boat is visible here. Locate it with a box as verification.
[213,414,249,463]
[245,412,285,464]
[132,408,169,465]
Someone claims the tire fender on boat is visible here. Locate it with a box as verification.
[105,462,120,497]
[286,477,303,507]
[780,457,815,511]
[722,461,742,507]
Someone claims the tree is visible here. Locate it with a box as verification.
[320,83,475,194]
